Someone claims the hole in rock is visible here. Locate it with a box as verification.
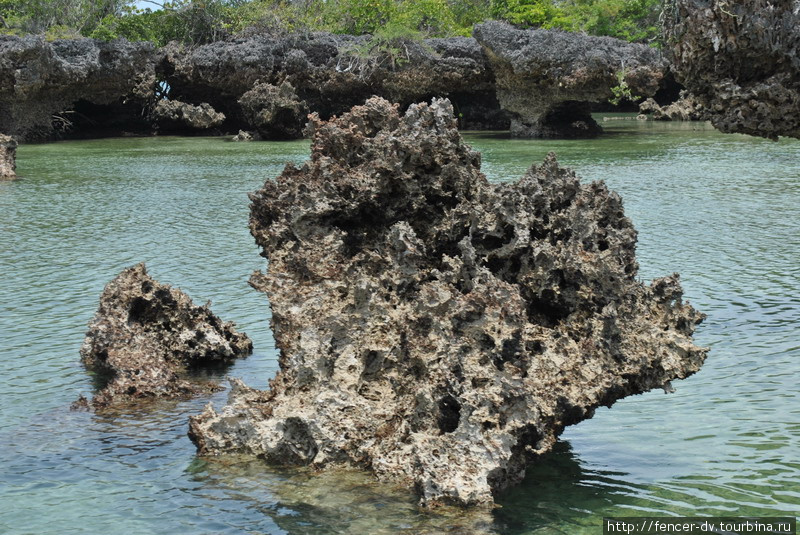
[437,395,461,434]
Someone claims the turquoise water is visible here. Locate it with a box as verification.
[1,118,798,534]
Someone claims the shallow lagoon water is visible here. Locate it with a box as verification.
[1,118,798,534]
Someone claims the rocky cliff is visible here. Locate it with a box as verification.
[663,0,800,139]
[474,21,665,137]
[0,35,157,140]
[188,97,707,507]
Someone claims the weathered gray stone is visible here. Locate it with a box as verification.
[0,133,16,180]
[663,0,800,139]
[474,21,665,137]
[188,97,707,507]
[79,263,252,410]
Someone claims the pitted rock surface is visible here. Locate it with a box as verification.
[188,97,707,506]
[0,133,16,179]
[664,0,800,139]
[79,263,252,409]
[474,21,665,137]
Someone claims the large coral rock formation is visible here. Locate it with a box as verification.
[237,81,309,140]
[80,263,252,409]
[663,0,800,139]
[188,97,707,506]
[474,21,665,137]
[0,36,157,140]
[152,99,225,131]
[0,133,16,179]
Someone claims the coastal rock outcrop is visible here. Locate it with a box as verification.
[161,32,506,136]
[188,97,708,506]
[474,21,665,137]
[0,133,16,179]
[0,35,157,140]
[238,81,308,139]
[663,0,800,139]
[79,263,252,409]
[152,99,225,131]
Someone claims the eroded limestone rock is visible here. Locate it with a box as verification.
[0,133,16,179]
[474,21,664,137]
[237,81,308,140]
[152,99,225,131]
[79,263,252,409]
[188,97,707,507]
[663,0,800,139]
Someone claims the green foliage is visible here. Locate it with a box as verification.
[2,0,662,45]
[490,0,661,43]
[608,68,641,105]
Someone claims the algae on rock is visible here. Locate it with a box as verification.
[189,97,707,507]
[79,263,252,409]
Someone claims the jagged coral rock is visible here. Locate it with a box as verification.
[238,81,308,140]
[663,0,800,139]
[188,97,707,506]
[0,133,16,179]
[474,21,664,137]
[152,100,225,130]
[80,263,252,409]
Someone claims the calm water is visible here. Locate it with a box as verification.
[1,118,798,534]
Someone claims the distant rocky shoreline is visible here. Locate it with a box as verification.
[0,22,673,143]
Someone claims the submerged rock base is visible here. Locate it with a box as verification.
[79,263,252,409]
[0,133,17,179]
[189,97,707,507]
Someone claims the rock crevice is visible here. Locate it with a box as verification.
[188,97,707,506]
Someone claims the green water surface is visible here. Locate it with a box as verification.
[1,118,798,534]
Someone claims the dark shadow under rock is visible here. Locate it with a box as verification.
[79,263,252,410]
[188,97,707,507]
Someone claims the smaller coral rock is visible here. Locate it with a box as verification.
[238,81,309,140]
[79,263,252,409]
[152,100,226,130]
[0,133,17,180]
[638,92,708,122]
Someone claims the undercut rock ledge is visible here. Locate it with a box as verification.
[189,97,707,506]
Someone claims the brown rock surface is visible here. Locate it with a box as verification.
[0,133,16,179]
[188,97,707,506]
[663,0,800,139]
[79,263,252,409]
